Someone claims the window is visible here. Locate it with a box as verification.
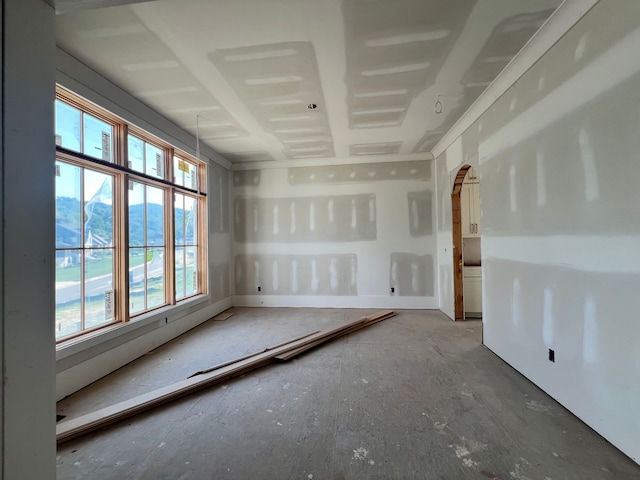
[128,134,165,179]
[174,192,198,300]
[55,99,114,162]
[128,181,166,314]
[55,162,115,338]
[173,155,199,190]
[55,88,207,342]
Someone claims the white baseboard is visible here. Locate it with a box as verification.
[232,294,438,310]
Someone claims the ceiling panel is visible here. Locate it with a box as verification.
[209,41,335,160]
[55,0,564,167]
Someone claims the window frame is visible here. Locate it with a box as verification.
[55,154,121,338]
[55,87,208,343]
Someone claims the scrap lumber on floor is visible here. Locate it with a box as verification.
[187,330,320,378]
[56,310,395,444]
[212,309,234,321]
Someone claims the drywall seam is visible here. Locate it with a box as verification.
[56,48,232,170]
[230,152,434,171]
[478,23,640,162]
[432,0,600,158]
[483,235,640,273]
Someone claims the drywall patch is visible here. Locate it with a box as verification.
[57,7,249,143]
[233,169,261,187]
[542,287,554,347]
[234,194,377,242]
[461,9,559,88]
[407,190,433,237]
[212,262,230,302]
[582,295,598,365]
[288,160,430,185]
[224,151,276,164]
[209,162,230,234]
[414,131,443,153]
[209,42,335,159]
[535,148,547,207]
[390,253,434,296]
[578,127,599,201]
[234,254,357,295]
[343,0,475,129]
[512,277,522,328]
[349,142,401,156]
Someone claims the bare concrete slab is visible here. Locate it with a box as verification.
[56,308,640,479]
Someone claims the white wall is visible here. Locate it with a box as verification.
[2,0,57,477]
[55,51,234,400]
[437,0,640,463]
[232,161,438,309]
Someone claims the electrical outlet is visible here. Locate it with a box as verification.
[257,285,261,292]
[548,349,555,362]
[390,287,395,294]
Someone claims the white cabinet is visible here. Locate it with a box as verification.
[464,266,482,317]
[461,182,481,237]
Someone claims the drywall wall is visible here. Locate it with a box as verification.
[55,53,234,400]
[435,151,454,319]
[2,0,57,477]
[233,160,437,308]
[436,0,640,463]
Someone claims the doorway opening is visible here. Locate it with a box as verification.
[451,165,482,321]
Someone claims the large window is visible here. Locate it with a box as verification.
[55,89,207,342]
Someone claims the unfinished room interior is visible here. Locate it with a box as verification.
[2,0,640,478]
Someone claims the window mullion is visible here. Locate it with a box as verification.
[198,190,207,296]
[166,188,176,305]
[115,172,129,323]
[143,186,148,311]
[80,171,86,332]
[118,124,129,169]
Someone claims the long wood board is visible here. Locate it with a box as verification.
[274,311,395,361]
[57,310,395,444]
[187,330,321,378]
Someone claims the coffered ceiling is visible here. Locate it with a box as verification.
[55,0,563,167]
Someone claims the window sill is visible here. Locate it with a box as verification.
[56,293,210,362]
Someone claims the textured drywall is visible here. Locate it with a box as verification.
[437,0,640,463]
[233,160,437,307]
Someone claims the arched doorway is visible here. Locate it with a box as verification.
[451,164,482,321]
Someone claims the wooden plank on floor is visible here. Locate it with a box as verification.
[187,330,321,378]
[274,311,395,361]
[213,309,234,321]
[56,310,394,444]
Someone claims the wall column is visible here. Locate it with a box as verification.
[1,0,57,477]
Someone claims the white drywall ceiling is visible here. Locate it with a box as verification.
[55,0,563,168]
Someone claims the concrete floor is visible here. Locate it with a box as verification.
[56,308,640,479]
